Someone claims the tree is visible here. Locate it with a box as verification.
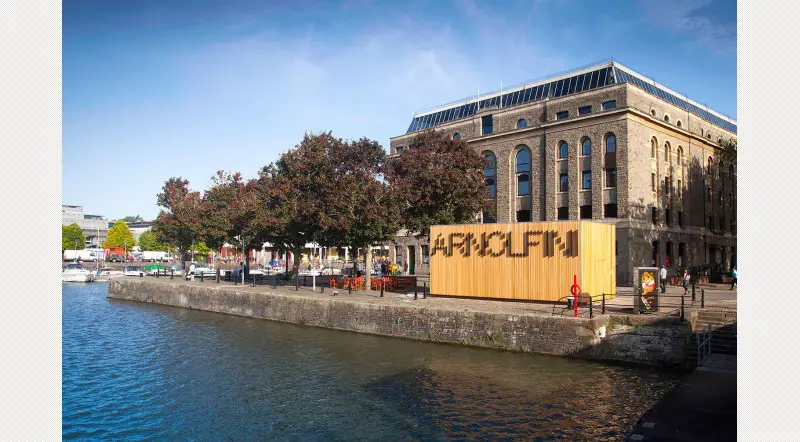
[62,223,85,252]
[718,137,737,166]
[265,133,339,276]
[151,177,202,270]
[385,129,490,238]
[103,220,136,250]
[122,215,143,222]
[322,137,401,287]
[138,229,168,252]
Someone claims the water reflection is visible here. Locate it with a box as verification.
[64,284,677,440]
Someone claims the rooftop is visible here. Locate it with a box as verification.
[402,60,736,135]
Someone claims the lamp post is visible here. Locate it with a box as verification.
[124,239,127,268]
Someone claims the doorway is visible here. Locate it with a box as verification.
[407,246,416,275]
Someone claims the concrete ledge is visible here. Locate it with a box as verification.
[108,278,689,368]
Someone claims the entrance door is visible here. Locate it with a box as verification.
[407,246,416,275]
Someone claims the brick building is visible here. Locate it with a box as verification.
[385,61,736,284]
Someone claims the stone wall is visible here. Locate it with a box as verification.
[108,279,690,368]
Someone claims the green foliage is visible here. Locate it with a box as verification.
[718,137,737,166]
[62,224,85,252]
[152,177,202,268]
[138,229,171,251]
[103,220,136,249]
[191,241,211,255]
[122,215,143,222]
[385,129,490,237]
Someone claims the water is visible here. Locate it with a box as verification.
[63,283,679,440]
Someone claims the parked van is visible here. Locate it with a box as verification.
[142,251,170,262]
[63,249,101,262]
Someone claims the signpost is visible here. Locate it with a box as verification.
[634,267,659,314]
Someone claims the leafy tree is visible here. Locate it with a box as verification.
[385,129,490,238]
[151,177,202,270]
[322,137,401,287]
[718,137,737,166]
[62,223,85,252]
[122,215,143,222]
[138,229,168,251]
[103,220,136,250]
[265,133,338,276]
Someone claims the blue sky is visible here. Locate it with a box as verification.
[63,0,736,220]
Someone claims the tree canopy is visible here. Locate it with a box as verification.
[121,215,143,222]
[103,220,136,249]
[718,137,737,166]
[385,129,490,237]
[62,224,85,252]
[151,177,201,269]
[138,229,170,252]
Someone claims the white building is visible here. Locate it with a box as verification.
[62,205,109,247]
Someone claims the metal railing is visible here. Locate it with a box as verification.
[696,324,712,367]
[553,292,695,321]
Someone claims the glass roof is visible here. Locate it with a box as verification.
[403,62,736,135]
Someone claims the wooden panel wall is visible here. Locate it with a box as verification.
[429,221,615,302]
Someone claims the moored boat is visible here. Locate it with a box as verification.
[62,263,96,283]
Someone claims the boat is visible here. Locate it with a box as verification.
[123,265,145,277]
[95,266,125,282]
[62,263,96,283]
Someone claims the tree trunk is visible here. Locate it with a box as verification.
[292,246,301,276]
[351,246,358,278]
[245,252,250,280]
[365,246,372,291]
[180,246,187,270]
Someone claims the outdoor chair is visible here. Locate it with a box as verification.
[329,276,337,289]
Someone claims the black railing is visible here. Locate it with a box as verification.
[553,292,694,321]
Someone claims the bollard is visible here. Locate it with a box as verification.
[296,276,299,291]
[681,295,685,322]
[414,285,418,300]
[589,297,593,318]
[156,269,159,278]
[423,282,427,299]
[602,293,606,314]
[321,286,324,293]
[349,278,352,294]
[273,275,277,289]
[701,289,705,308]
[692,283,696,301]
[252,275,256,287]
[216,269,220,284]
[200,272,204,283]
[380,280,384,297]
[171,270,174,280]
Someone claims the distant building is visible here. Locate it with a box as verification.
[62,205,109,247]
[124,221,152,242]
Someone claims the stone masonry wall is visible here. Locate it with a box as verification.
[108,279,690,368]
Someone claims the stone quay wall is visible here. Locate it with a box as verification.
[108,279,690,369]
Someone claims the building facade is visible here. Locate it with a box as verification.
[62,205,109,247]
[386,61,736,284]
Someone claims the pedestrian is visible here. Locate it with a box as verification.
[188,262,196,282]
[402,261,409,276]
[659,264,667,293]
[730,267,737,290]
[682,268,690,296]
[380,260,388,277]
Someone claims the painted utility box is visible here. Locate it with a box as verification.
[429,221,616,302]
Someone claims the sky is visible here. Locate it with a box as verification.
[63,0,737,221]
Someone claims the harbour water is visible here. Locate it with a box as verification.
[63,283,679,440]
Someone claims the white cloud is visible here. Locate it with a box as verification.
[637,0,736,54]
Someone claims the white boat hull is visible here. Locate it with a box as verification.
[62,273,95,283]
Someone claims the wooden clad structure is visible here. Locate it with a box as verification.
[429,221,615,302]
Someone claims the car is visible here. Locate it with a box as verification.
[107,254,125,262]
[167,264,183,276]
[123,266,144,277]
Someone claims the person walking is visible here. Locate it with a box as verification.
[402,261,409,276]
[682,269,691,296]
[730,267,737,290]
[380,260,388,277]
[659,264,667,293]
[188,262,196,282]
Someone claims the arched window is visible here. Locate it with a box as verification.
[718,137,722,144]
[650,108,657,117]
[604,133,617,189]
[516,147,531,196]
[664,114,670,123]
[677,146,683,165]
[581,138,591,156]
[452,132,461,141]
[651,137,657,158]
[558,141,568,159]
[517,119,528,129]
[605,133,616,153]
[483,152,497,198]
[665,142,671,164]
[677,120,683,128]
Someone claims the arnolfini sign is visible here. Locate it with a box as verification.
[429,221,616,302]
